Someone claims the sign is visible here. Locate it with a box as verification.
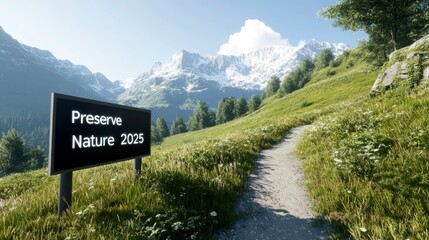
[49,93,151,175]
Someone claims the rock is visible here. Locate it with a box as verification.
[370,62,402,95]
[370,34,429,96]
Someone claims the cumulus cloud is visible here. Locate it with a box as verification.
[218,19,289,56]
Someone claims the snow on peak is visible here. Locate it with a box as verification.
[131,39,349,91]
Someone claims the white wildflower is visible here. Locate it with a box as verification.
[359,227,367,232]
[210,211,217,217]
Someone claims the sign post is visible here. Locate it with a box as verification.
[49,93,151,217]
[58,171,72,217]
[134,157,142,179]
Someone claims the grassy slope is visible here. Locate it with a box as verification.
[298,42,429,239]
[1,49,379,239]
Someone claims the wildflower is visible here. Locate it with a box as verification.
[210,211,217,217]
[214,176,221,183]
[359,227,367,232]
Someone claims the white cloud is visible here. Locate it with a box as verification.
[218,19,289,56]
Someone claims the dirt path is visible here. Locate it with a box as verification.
[216,125,329,240]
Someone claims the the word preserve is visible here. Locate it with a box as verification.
[49,93,151,175]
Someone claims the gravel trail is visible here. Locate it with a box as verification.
[216,125,329,240]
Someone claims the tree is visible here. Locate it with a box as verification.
[320,0,429,59]
[216,96,235,124]
[280,77,298,94]
[188,100,211,131]
[264,76,281,98]
[151,124,163,143]
[156,117,169,138]
[207,111,217,127]
[27,147,47,169]
[0,129,27,174]
[171,115,187,135]
[315,49,334,70]
[248,94,262,113]
[234,96,248,118]
[280,58,315,95]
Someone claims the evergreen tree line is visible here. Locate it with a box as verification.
[151,94,262,143]
[262,48,336,99]
[0,113,49,152]
[0,128,47,176]
[151,47,340,144]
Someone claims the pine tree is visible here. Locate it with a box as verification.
[234,96,248,118]
[187,116,198,132]
[151,124,163,143]
[216,96,235,124]
[0,129,27,174]
[264,76,281,98]
[248,95,262,113]
[280,58,315,95]
[315,49,334,70]
[171,115,187,135]
[207,111,217,127]
[27,147,47,169]
[188,100,211,131]
[156,117,169,138]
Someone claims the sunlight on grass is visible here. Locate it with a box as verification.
[1,48,392,239]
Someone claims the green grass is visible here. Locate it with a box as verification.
[298,83,429,239]
[2,47,410,239]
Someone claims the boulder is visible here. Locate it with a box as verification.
[370,34,429,96]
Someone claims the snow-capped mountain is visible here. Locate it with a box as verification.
[0,26,124,116]
[118,40,348,123]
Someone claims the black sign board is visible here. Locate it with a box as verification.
[49,93,151,175]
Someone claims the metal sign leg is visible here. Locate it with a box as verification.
[58,171,73,218]
[134,157,142,179]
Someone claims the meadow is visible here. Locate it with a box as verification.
[2,46,427,239]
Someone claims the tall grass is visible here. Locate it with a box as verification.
[0,116,315,239]
[298,83,429,239]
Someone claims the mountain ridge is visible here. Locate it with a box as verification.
[117,40,348,124]
[0,26,124,116]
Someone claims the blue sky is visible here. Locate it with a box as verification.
[0,0,366,81]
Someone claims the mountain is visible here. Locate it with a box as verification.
[0,26,124,116]
[118,40,348,123]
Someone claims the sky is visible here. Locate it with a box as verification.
[0,0,366,81]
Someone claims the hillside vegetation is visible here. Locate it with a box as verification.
[298,36,429,239]
[1,40,427,239]
[0,46,378,239]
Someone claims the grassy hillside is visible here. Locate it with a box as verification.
[298,83,429,239]
[1,46,412,239]
[298,39,429,239]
